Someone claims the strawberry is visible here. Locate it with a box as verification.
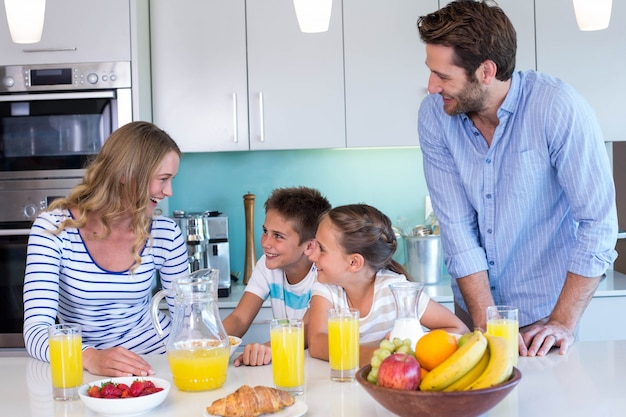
[116,383,130,391]
[141,386,163,396]
[100,383,122,398]
[129,380,146,397]
[87,385,102,398]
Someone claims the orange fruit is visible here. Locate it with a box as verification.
[420,367,429,379]
[414,329,458,371]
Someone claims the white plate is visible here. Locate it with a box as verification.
[203,398,307,417]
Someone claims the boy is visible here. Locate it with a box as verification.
[223,186,331,366]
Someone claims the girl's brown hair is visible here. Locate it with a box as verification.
[324,204,410,278]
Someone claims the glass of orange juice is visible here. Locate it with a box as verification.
[328,308,360,382]
[270,319,304,395]
[48,323,82,401]
[486,305,519,366]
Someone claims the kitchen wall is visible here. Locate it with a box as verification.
[167,147,428,278]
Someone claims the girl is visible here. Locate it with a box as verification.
[307,204,469,366]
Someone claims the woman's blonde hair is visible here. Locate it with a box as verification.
[48,121,181,270]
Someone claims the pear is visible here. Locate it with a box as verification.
[457,332,475,348]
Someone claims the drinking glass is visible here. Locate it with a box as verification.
[486,305,519,366]
[48,323,83,401]
[270,319,304,395]
[328,308,360,382]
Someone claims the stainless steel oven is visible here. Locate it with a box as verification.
[0,61,133,348]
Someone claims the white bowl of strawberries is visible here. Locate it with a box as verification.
[78,376,170,417]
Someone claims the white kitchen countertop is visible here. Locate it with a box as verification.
[2,340,626,417]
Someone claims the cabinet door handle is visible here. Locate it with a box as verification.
[232,92,238,143]
[259,92,265,142]
[22,47,77,53]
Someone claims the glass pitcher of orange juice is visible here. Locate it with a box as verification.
[150,268,229,391]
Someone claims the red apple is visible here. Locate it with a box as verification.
[377,353,421,390]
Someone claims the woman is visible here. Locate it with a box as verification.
[23,121,189,377]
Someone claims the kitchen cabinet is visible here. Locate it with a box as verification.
[0,0,131,66]
[150,0,249,152]
[579,295,626,341]
[343,0,437,148]
[536,0,626,142]
[497,0,536,72]
[245,0,345,150]
[151,0,344,152]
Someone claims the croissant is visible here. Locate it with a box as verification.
[206,385,296,417]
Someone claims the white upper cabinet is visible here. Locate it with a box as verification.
[536,0,626,141]
[343,0,437,148]
[150,0,344,152]
[500,0,536,72]
[246,0,345,150]
[150,0,249,152]
[0,0,131,66]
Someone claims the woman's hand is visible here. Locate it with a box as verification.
[233,342,272,367]
[82,347,155,377]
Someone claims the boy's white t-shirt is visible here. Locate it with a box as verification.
[312,269,431,344]
[244,254,316,320]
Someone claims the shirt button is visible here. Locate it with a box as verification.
[490,286,496,291]
[474,131,479,136]
[487,229,492,234]
[486,158,491,164]
[489,261,494,266]
[486,194,492,199]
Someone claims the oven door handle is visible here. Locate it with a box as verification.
[0,91,116,102]
[0,229,32,236]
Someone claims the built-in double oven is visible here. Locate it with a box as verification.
[0,61,132,348]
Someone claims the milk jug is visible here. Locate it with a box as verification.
[388,281,425,349]
[150,268,229,391]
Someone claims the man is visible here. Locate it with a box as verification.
[416,0,617,356]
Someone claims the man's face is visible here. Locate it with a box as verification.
[425,44,487,116]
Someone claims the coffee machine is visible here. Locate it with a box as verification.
[172,210,232,297]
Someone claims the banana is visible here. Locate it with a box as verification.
[419,330,487,391]
[466,334,513,390]
[442,348,490,392]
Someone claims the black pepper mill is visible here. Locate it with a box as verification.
[243,193,256,285]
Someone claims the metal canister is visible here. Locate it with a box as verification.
[404,234,442,284]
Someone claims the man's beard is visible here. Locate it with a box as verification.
[443,76,487,116]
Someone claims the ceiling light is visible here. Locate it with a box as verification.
[293,0,332,34]
[4,0,46,44]
[573,0,612,31]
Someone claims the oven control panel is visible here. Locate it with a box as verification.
[0,61,131,93]
[0,177,80,223]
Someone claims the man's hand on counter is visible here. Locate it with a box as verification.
[233,342,272,367]
[519,318,574,357]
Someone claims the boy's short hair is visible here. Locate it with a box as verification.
[264,187,331,244]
